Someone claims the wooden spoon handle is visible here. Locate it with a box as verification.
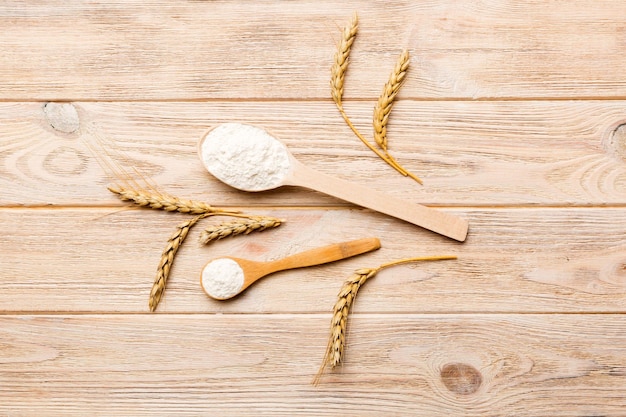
[287,160,468,242]
[267,237,381,273]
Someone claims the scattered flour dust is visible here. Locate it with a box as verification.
[201,258,245,299]
[200,123,291,191]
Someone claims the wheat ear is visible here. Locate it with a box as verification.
[330,16,422,183]
[373,50,409,152]
[314,255,457,384]
[108,185,233,215]
[330,14,409,177]
[313,267,377,385]
[199,216,283,245]
[331,13,358,106]
[373,50,422,184]
[149,213,210,312]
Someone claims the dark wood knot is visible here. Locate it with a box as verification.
[440,362,482,395]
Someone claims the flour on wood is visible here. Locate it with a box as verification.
[201,258,245,299]
[199,123,291,191]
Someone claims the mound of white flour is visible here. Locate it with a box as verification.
[200,123,291,191]
[201,258,245,299]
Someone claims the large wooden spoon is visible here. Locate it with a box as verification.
[200,237,381,300]
[198,123,469,242]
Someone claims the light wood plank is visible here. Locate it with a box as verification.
[0,314,624,416]
[2,2,623,414]
[0,1,625,100]
[1,101,626,207]
[2,207,625,313]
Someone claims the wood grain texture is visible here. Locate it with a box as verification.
[2,1,625,414]
[1,101,626,207]
[1,1,625,100]
[0,314,624,416]
[2,207,624,313]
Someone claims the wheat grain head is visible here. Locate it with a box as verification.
[199,217,282,245]
[149,213,210,312]
[108,186,227,215]
[315,267,377,384]
[331,13,358,106]
[373,50,410,152]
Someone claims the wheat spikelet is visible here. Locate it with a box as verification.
[372,50,423,184]
[149,213,209,312]
[331,13,358,106]
[314,255,457,384]
[199,216,282,245]
[314,267,377,385]
[373,50,410,152]
[108,185,230,215]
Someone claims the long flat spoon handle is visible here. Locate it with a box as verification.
[265,237,381,274]
[287,160,469,242]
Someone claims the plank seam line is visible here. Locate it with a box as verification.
[0,311,623,317]
[2,97,626,103]
[1,204,626,211]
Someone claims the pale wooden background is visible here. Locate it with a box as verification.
[1,1,625,415]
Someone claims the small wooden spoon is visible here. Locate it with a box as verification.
[200,237,381,300]
[198,123,468,242]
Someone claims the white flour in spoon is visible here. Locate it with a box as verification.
[201,258,245,299]
[200,123,291,191]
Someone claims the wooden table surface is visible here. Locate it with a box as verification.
[2,1,625,415]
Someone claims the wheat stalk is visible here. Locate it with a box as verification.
[199,216,283,245]
[330,14,406,176]
[108,185,233,215]
[373,50,422,184]
[149,213,211,312]
[315,267,377,384]
[330,14,423,183]
[314,255,457,384]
